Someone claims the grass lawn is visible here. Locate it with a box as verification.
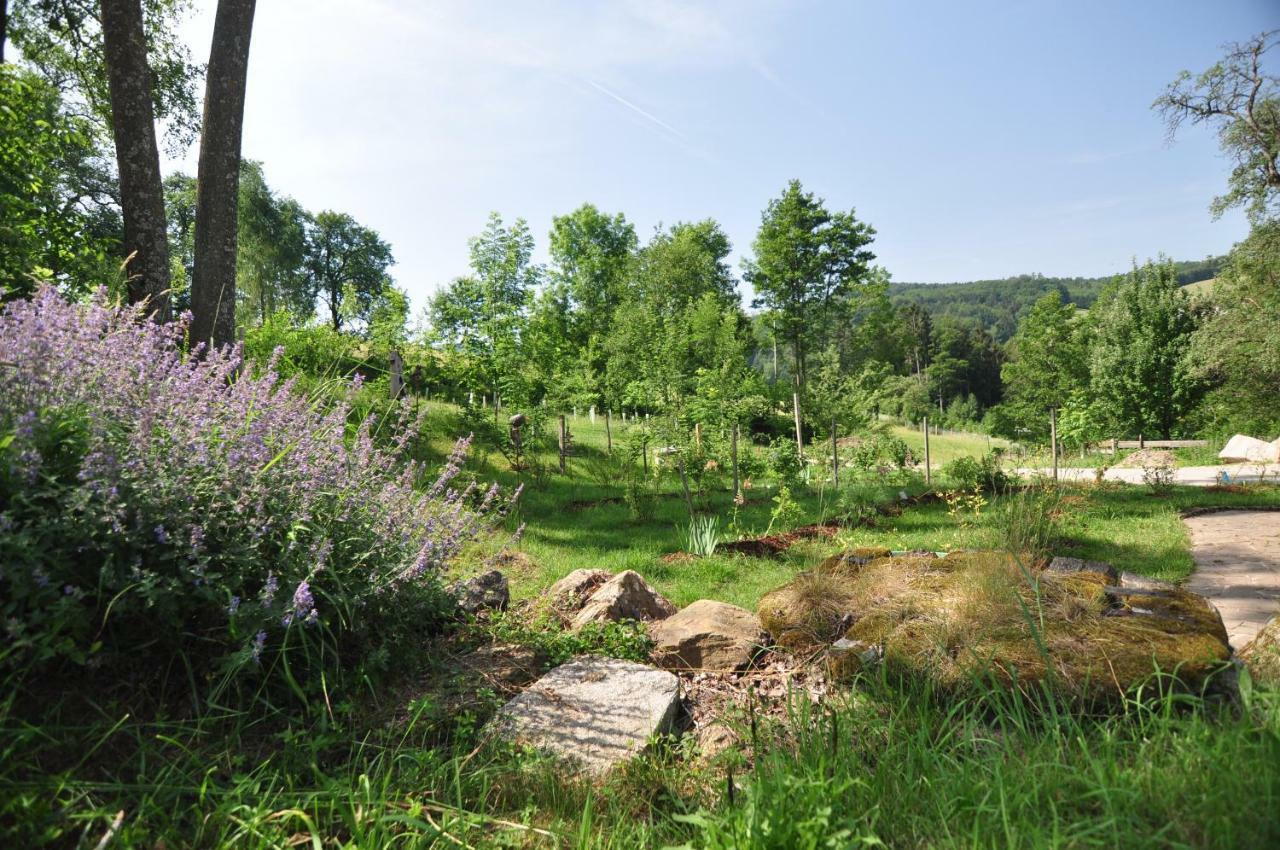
[7,401,1280,849]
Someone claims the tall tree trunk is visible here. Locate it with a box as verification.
[2,1,9,63]
[190,0,256,350]
[101,0,171,321]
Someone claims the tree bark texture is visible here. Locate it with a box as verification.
[190,0,256,350]
[101,0,172,321]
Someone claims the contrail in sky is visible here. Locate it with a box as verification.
[584,78,687,140]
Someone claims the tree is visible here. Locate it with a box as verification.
[1089,260,1201,439]
[100,0,172,319]
[190,0,256,350]
[745,180,876,449]
[1155,30,1280,223]
[304,211,394,331]
[1186,221,1280,434]
[548,203,636,347]
[0,65,120,297]
[990,292,1090,442]
[8,0,202,148]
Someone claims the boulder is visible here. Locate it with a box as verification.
[1219,434,1280,463]
[1238,615,1280,687]
[547,569,613,616]
[492,656,680,774]
[570,570,676,631]
[648,599,766,671]
[447,569,509,614]
[759,549,1233,706]
[1047,556,1119,584]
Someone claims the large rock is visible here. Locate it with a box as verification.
[759,550,1233,706]
[447,569,509,614]
[547,569,612,617]
[1238,615,1280,687]
[648,599,765,671]
[570,570,675,631]
[492,656,680,774]
[1219,434,1280,463]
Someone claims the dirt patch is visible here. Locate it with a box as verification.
[717,522,842,557]
[1115,448,1176,468]
[661,551,698,565]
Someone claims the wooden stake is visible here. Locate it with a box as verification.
[793,390,803,460]
[558,414,567,475]
[923,416,932,485]
[831,415,839,488]
[1050,407,1059,482]
[731,422,740,495]
[605,409,612,454]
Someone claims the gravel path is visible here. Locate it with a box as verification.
[1183,510,1280,649]
[1014,463,1280,486]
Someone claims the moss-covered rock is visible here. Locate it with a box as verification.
[760,550,1233,705]
[1239,615,1280,687]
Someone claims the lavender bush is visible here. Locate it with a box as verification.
[0,287,510,686]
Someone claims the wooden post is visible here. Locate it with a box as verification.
[731,422,740,496]
[642,438,649,476]
[831,416,839,488]
[694,422,702,451]
[1050,407,1059,482]
[558,415,567,475]
[793,390,803,461]
[605,409,612,454]
[923,416,932,485]
[590,405,596,424]
[1138,433,1144,450]
[388,349,404,399]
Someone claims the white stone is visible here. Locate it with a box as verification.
[492,656,680,774]
[1219,434,1280,463]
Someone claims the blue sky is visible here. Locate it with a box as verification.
[173,0,1277,313]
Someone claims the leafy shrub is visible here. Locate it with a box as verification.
[766,485,804,535]
[766,437,804,487]
[849,433,911,472]
[484,611,653,665]
[943,451,1011,493]
[0,288,511,693]
[681,514,721,556]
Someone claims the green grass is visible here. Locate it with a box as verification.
[7,400,1280,848]
[892,423,1009,466]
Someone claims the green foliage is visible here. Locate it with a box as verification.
[1186,221,1280,436]
[990,291,1091,442]
[849,432,911,472]
[681,514,721,556]
[484,611,653,665]
[745,179,877,394]
[766,438,804,488]
[766,485,804,535]
[943,451,1011,493]
[306,210,395,331]
[0,66,120,299]
[1089,259,1202,439]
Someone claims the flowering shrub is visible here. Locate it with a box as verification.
[0,288,511,689]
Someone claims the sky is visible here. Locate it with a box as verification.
[170,0,1277,313]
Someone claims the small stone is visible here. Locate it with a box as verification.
[570,570,675,631]
[1238,615,1280,687]
[447,570,508,614]
[1117,572,1176,592]
[648,599,765,671]
[492,656,680,774]
[1046,556,1119,583]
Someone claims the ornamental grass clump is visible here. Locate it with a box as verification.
[0,287,511,696]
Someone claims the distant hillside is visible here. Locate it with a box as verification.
[888,257,1223,341]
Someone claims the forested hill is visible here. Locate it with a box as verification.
[888,256,1223,341]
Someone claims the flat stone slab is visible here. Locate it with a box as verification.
[1184,510,1280,649]
[492,656,680,774]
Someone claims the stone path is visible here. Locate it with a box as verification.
[1184,510,1280,649]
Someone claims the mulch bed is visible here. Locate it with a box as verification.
[717,522,842,557]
